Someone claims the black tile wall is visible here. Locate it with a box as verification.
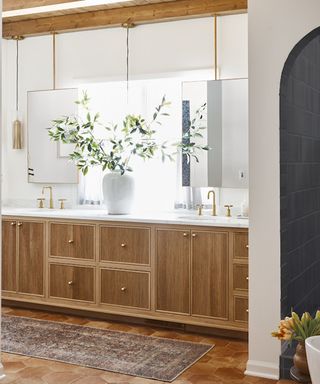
[280,29,320,378]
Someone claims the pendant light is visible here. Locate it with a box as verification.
[214,14,218,80]
[12,35,24,149]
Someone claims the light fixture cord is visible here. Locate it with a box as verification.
[16,39,19,112]
[53,32,56,90]
[126,24,130,104]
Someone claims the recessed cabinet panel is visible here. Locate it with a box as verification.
[2,220,17,292]
[50,223,95,260]
[233,232,249,259]
[192,231,228,319]
[233,264,249,292]
[100,269,150,309]
[100,226,150,265]
[49,264,94,302]
[234,296,249,323]
[18,221,44,295]
[156,229,190,314]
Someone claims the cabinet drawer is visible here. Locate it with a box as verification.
[49,264,94,302]
[234,296,249,323]
[100,269,150,309]
[233,264,249,291]
[100,226,150,265]
[233,232,249,259]
[50,223,95,260]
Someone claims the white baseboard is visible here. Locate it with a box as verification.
[245,360,279,380]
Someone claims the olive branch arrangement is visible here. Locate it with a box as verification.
[48,91,210,175]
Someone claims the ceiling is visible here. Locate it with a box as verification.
[3,0,247,38]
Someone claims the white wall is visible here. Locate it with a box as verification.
[247,0,320,379]
[2,14,248,209]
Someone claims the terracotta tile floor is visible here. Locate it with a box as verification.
[1,306,292,384]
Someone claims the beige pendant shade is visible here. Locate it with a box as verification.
[13,118,23,149]
[12,35,24,150]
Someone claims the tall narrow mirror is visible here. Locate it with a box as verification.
[182,78,248,188]
[27,88,79,184]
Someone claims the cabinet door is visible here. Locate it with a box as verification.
[192,231,228,320]
[2,220,17,292]
[156,229,190,314]
[50,223,95,260]
[18,221,44,295]
[49,264,94,302]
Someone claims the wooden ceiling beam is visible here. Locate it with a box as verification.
[3,0,247,38]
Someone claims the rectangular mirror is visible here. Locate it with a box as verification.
[27,89,79,184]
[182,78,248,189]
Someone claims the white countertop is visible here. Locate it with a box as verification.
[1,207,249,228]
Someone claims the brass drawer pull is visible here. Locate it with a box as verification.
[68,281,74,286]
[183,233,188,237]
[121,243,127,248]
[10,222,16,226]
[17,222,23,227]
[68,240,74,244]
[121,287,127,292]
[192,233,197,238]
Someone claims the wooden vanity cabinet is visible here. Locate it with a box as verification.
[2,219,44,296]
[2,216,249,333]
[156,229,191,314]
[2,220,17,292]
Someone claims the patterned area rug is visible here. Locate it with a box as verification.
[1,315,214,382]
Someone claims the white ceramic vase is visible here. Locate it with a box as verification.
[102,171,135,215]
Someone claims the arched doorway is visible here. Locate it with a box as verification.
[280,26,320,377]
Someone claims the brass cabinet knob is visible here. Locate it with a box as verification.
[68,281,74,286]
[10,222,16,226]
[183,233,188,237]
[192,233,197,238]
[68,240,74,244]
[17,222,23,227]
[121,243,127,248]
[121,287,127,292]
[246,244,249,249]
[246,276,249,281]
[246,309,249,313]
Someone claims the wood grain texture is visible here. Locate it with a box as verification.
[156,229,190,314]
[18,221,44,295]
[49,264,94,302]
[50,223,95,260]
[192,230,228,320]
[100,226,150,265]
[100,268,150,309]
[233,264,248,292]
[233,232,248,259]
[2,220,17,292]
[233,296,248,323]
[3,0,248,37]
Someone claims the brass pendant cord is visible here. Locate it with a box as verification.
[52,32,56,90]
[126,24,130,103]
[214,14,218,81]
[16,39,19,111]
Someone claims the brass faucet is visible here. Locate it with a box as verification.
[207,190,217,216]
[42,186,54,209]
